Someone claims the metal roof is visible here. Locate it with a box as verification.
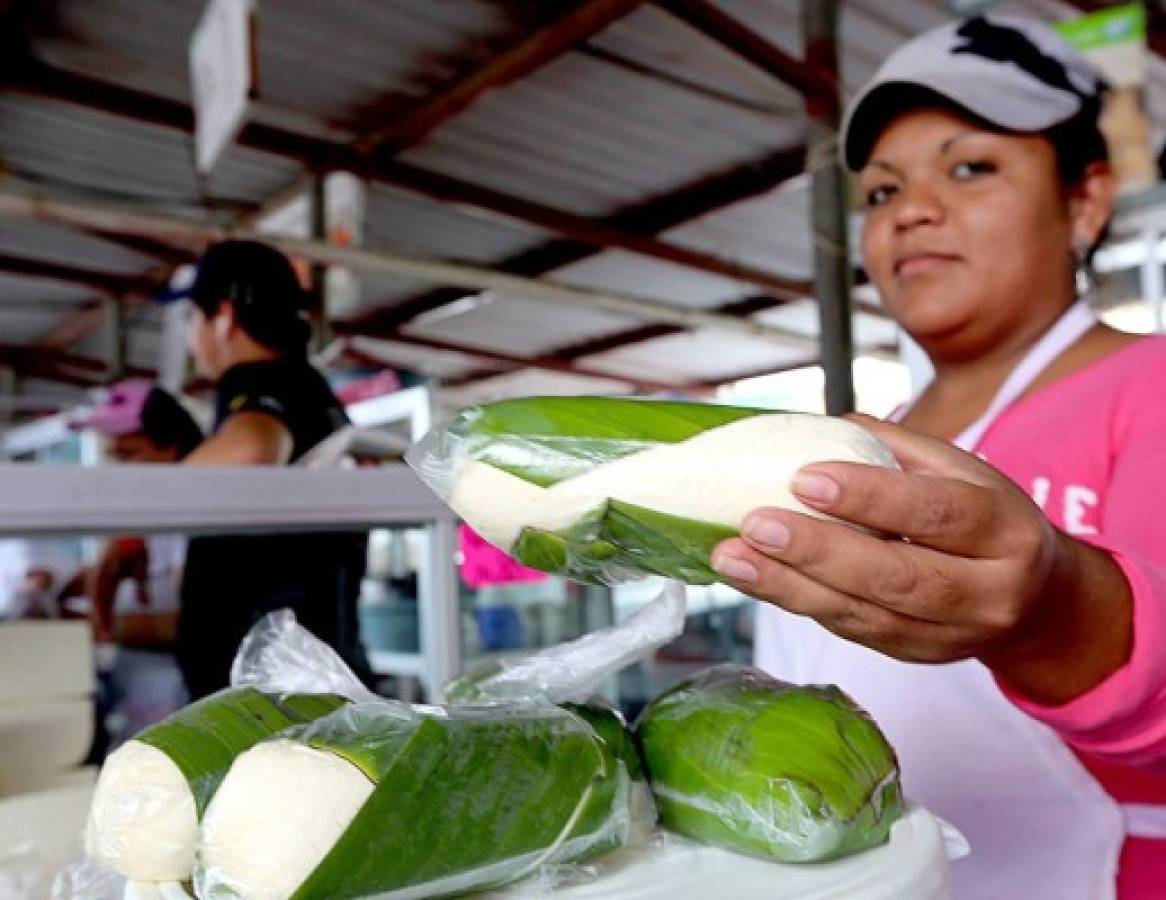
[0,0,1159,413]
[399,45,801,216]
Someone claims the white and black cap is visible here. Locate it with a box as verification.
[841,15,1107,172]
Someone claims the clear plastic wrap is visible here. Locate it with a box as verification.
[48,857,130,899]
[82,686,350,885]
[445,580,685,704]
[229,608,379,703]
[69,607,658,900]
[406,396,898,585]
[442,584,684,863]
[194,702,633,900]
[634,664,905,864]
[79,614,362,887]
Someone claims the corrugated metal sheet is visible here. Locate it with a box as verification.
[0,220,156,275]
[754,299,899,348]
[437,367,633,410]
[0,307,73,344]
[0,273,93,306]
[590,4,804,118]
[255,0,571,135]
[578,327,811,381]
[30,0,570,139]
[354,270,437,314]
[124,325,164,373]
[3,0,1163,398]
[551,250,756,309]
[400,48,802,216]
[364,184,550,264]
[29,0,205,105]
[664,175,815,280]
[347,335,500,380]
[60,302,162,372]
[402,293,638,356]
[0,96,299,209]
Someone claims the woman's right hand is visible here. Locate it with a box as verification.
[711,415,1133,704]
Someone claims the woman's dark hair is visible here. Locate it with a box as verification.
[188,240,312,355]
[1043,104,1112,263]
[140,389,204,459]
[1043,106,1109,189]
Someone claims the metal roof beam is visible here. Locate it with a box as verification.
[353,0,647,156]
[244,0,645,259]
[442,343,820,394]
[0,251,146,295]
[347,143,809,334]
[33,301,107,352]
[0,343,152,387]
[6,56,809,301]
[656,0,837,104]
[346,333,691,395]
[543,294,794,364]
[0,188,818,350]
[692,353,821,388]
[82,230,195,267]
[510,290,886,374]
[370,265,895,391]
[371,158,812,296]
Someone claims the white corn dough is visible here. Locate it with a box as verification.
[449,414,898,553]
[85,740,199,881]
[197,739,374,900]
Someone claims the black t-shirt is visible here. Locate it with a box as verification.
[177,357,371,699]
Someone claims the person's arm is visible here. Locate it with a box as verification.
[714,411,1166,768]
[711,415,1133,699]
[90,538,148,641]
[990,387,1166,768]
[184,412,294,466]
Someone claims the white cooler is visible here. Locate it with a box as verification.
[45,803,964,900]
[487,806,964,900]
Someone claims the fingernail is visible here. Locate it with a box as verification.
[793,471,840,505]
[711,553,758,584]
[744,516,789,549]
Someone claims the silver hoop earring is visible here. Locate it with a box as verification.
[1073,241,1093,296]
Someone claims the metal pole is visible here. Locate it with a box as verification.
[310,173,333,352]
[0,368,15,435]
[418,517,461,701]
[101,297,125,382]
[157,298,190,393]
[1142,227,1165,333]
[803,0,855,414]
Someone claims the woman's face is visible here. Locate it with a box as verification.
[860,108,1077,358]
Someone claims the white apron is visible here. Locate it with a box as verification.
[756,300,1125,899]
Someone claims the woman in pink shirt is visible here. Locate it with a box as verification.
[711,15,1166,900]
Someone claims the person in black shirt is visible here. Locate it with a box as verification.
[176,240,372,698]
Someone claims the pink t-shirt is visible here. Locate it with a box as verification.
[973,335,1166,896]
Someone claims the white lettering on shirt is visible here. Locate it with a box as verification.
[1031,477,1051,512]
[1064,486,1099,535]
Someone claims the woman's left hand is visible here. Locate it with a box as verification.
[712,415,1072,666]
